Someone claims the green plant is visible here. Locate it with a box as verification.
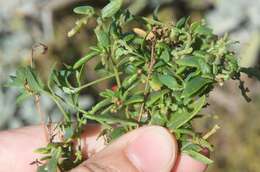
[7,0,259,171]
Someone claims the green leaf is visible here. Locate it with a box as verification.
[194,25,213,36]
[64,126,74,139]
[40,156,52,161]
[6,69,26,88]
[125,64,137,74]
[157,74,182,91]
[91,98,111,114]
[100,89,115,98]
[194,137,213,151]
[48,147,62,172]
[176,56,200,68]
[47,153,59,172]
[16,92,30,104]
[109,127,126,141]
[149,74,162,91]
[183,149,213,164]
[101,0,123,18]
[34,147,50,154]
[7,66,44,94]
[68,6,95,37]
[62,87,76,94]
[95,27,110,48]
[73,6,95,15]
[123,33,135,42]
[25,67,44,93]
[115,48,127,60]
[150,112,167,126]
[122,74,138,88]
[160,49,170,62]
[52,70,72,89]
[146,90,168,107]
[73,50,100,69]
[37,165,48,172]
[176,17,187,28]
[92,114,137,126]
[124,95,144,105]
[182,76,212,98]
[167,96,206,129]
[198,60,212,75]
[190,21,201,32]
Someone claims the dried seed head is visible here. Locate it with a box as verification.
[133,27,155,40]
[116,100,122,106]
[133,28,146,37]
[137,69,142,75]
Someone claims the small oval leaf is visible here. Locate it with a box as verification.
[95,27,110,48]
[183,149,213,164]
[182,76,212,98]
[157,74,182,91]
[73,6,95,16]
[101,0,123,18]
[160,49,170,62]
[176,56,200,68]
[194,25,213,36]
[167,96,206,129]
[91,99,111,113]
[122,74,138,88]
[109,127,126,141]
[146,90,168,107]
[150,112,167,126]
[73,51,100,69]
[149,74,162,91]
[124,95,144,105]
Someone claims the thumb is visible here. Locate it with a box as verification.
[71,126,178,172]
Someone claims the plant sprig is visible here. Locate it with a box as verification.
[7,0,259,171]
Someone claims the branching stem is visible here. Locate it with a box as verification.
[137,34,157,122]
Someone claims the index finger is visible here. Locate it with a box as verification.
[0,124,104,172]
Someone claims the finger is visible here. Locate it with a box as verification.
[172,153,208,172]
[0,124,103,172]
[78,124,106,158]
[71,126,178,172]
[0,126,46,172]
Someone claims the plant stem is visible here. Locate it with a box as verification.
[45,91,138,127]
[34,95,49,142]
[75,72,121,92]
[137,36,157,122]
[44,91,70,122]
[113,67,121,88]
[140,17,164,26]
[203,125,220,140]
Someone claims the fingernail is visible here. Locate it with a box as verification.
[126,127,175,172]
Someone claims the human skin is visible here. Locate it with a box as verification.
[0,125,207,172]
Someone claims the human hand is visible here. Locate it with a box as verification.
[0,125,208,172]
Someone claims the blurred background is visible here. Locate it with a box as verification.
[0,0,259,171]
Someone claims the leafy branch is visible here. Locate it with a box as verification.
[7,0,260,171]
